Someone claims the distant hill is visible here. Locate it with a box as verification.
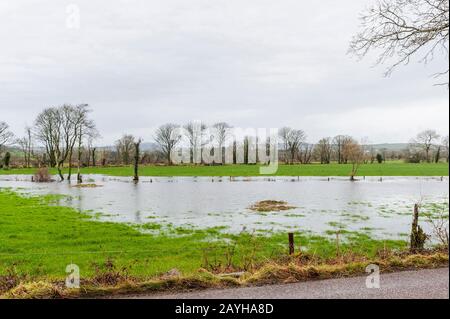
[92,142,159,152]
[5,142,410,154]
[368,143,409,152]
[140,142,159,151]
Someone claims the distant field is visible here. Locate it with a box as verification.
[0,162,448,176]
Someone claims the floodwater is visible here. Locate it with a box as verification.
[1,175,448,239]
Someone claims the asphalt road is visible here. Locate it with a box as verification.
[130,268,449,299]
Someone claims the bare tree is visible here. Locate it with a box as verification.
[100,149,109,166]
[16,126,33,167]
[332,135,344,164]
[16,137,29,167]
[435,144,442,162]
[155,124,181,165]
[115,134,135,165]
[315,137,332,164]
[289,129,306,164]
[57,105,80,180]
[213,122,231,164]
[86,135,99,167]
[278,127,306,164]
[342,138,365,181]
[299,143,313,164]
[278,127,291,164]
[34,108,58,167]
[368,145,377,163]
[427,203,449,248]
[25,126,33,167]
[0,121,14,158]
[184,122,207,164]
[85,136,96,167]
[350,0,449,86]
[413,129,441,162]
[33,104,97,181]
[442,135,449,162]
[332,135,353,164]
[73,104,98,183]
[34,106,75,180]
[133,138,143,182]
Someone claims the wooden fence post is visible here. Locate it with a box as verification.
[288,233,294,255]
[133,139,142,182]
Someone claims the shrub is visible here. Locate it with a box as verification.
[32,167,52,183]
[3,152,11,168]
[376,153,383,164]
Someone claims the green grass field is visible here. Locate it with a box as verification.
[0,189,407,282]
[0,162,448,177]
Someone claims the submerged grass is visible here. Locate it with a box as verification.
[0,189,448,298]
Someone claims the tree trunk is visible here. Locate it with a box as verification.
[67,152,73,181]
[68,162,72,180]
[350,163,357,181]
[133,141,141,182]
[167,150,172,166]
[435,146,441,163]
[49,152,57,167]
[410,204,427,252]
[338,148,341,164]
[92,148,96,167]
[77,127,83,184]
[86,147,91,167]
[27,129,32,168]
[57,162,64,181]
[77,151,82,184]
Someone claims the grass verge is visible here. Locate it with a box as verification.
[3,251,448,299]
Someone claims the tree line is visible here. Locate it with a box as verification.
[0,106,449,180]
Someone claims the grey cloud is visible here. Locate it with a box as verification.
[0,0,448,144]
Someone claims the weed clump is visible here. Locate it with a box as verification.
[249,200,296,212]
[4,281,63,299]
[71,183,103,188]
[410,204,429,252]
[88,259,131,286]
[32,167,52,183]
[0,267,25,294]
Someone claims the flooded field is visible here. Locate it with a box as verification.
[1,175,448,239]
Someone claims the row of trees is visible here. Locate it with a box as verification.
[112,124,449,167]
[1,115,449,176]
[115,122,230,166]
[0,122,14,159]
[33,104,98,181]
[408,130,449,163]
[279,131,378,165]
[0,105,98,181]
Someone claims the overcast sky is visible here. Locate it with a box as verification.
[1,0,448,145]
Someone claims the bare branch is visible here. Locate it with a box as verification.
[350,0,449,86]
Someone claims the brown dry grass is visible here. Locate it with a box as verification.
[32,167,52,183]
[249,200,296,212]
[2,249,447,299]
[71,183,103,188]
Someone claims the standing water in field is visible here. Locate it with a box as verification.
[0,175,448,239]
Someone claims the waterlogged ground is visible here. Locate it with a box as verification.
[0,175,448,240]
